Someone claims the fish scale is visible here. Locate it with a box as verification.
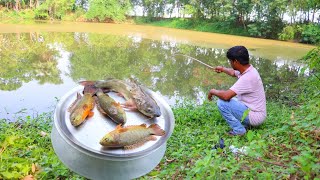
[95,89,126,124]
[80,78,162,118]
[69,93,95,126]
[100,124,165,148]
[118,127,152,145]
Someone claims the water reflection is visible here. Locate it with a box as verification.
[0,32,305,120]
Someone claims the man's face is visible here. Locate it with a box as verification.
[229,59,236,70]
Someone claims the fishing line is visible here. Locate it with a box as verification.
[173,53,214,69]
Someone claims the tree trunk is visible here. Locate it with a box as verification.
[15,0,20,11]
[29,0,33,8]
[304,12,307,22]
[35,0,39,8]
[311,9,315,22]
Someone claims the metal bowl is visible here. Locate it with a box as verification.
[51,85,175,179]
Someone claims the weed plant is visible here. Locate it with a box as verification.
[0,113,84,179]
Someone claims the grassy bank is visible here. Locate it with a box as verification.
[134,17,320,45]
[134,18,250,37]
[1,89,319,179]
[1,8,319,45]
[1,48,319,179]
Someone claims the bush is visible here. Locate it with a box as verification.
[300,24,320,45]
[278,25,295,41]
[248,18,284,39]
[85,0,131,22]
[34,4,49,20]
[62,9,86,21]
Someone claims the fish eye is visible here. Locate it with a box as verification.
[104,137,112,142]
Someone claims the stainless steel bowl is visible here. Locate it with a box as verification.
[51,86,175,179]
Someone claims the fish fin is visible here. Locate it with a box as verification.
[78,80,95,86]
[121,104,137,111]
[122,107,137,111]
[112,101,121,107]
[77,92,82,98]
[124,136,155,150]
[138,85,151,96]
[68,93,82,112]
[88,111,94,118]
[124,143,143,150]
[118,128,128,133]
[128,78,140,86]
[81,112,88,121]
[122,124,138,128]
[116,124,123,129]
[149,124,165,136]
[122,99,137,110]
[104,77,116,80]
[149,135,157,141]
[122,124,146,128]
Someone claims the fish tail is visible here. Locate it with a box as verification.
[83,84,98,95]
[78,80,95,86]
[149,124,165,136]
[68,93,82,112]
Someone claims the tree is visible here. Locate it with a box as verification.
[35,0,76,19]
[85,0,132,22]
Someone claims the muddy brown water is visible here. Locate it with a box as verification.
[0,21,316,120]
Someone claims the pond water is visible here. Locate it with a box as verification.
[0,22,315,120]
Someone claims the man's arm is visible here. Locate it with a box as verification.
[208,89,236,101]
[214,66,236,77]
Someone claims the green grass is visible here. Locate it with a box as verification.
[151,100,320,179]
[1,48,319,179]
[0,113,84,179]
[134,18,250,37]
[1,97,319,179]
[0,9,35,23]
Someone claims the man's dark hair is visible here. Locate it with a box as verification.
[226,46,249,65]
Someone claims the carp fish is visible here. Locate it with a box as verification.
[68,85,95,127]
[99,123,165,149]
[80,78,161,118]
[95,89,127,124]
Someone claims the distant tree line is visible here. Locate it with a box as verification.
[0,0,319,43]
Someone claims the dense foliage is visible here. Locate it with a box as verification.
[0,0,319,44]
[0,47,319,179]
[85,0,131,22]
[0,114,84,179]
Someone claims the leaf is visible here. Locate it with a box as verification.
[246,130,254,142]
[1,171,15,179]
[32,163,36,173]
[22,175,34,180]
[7,136,18,145]
[241,109,250,122]
[1,171,21,179]
[148,170,159,176]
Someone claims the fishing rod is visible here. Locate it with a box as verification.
[173,53,215,69]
